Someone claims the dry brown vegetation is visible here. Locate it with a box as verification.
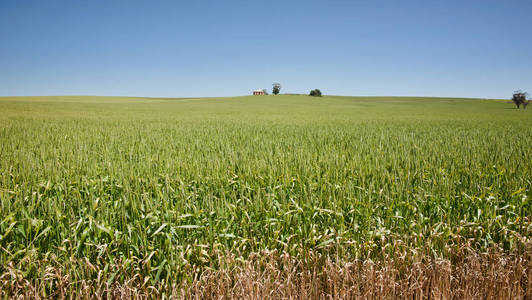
[2,242,531,299]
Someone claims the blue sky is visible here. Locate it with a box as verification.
[1,0,531,98]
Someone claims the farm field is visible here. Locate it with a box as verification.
[0,95,531,298]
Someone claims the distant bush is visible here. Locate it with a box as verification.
[512,91,530,109]
[309,89,322,97]
[272,83,281,95]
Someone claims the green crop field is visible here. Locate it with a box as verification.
[1,95,531,298]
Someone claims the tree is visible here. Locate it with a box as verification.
[262,89,269,95]
[309,89,322,97]
[511,91,529,109]
[272,83,281,95]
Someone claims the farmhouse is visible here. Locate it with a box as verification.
[253,89,265,95]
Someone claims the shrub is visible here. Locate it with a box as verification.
[511,91,529,109]
[309,89,322,97]
[272,83,281,95]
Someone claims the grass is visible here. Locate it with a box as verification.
[0,95,531,298]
